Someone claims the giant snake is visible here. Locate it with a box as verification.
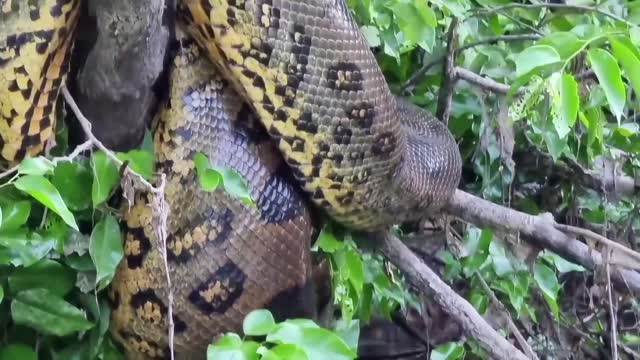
[1,0,462,359]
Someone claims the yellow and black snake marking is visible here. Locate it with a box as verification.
[0,0,80,164]
[178,0,462,231]
[109,30,317,360]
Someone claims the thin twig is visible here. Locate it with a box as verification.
[470,3,630,25]
[454,67,511,94]
[61,87,162,194]
[61,85,174,359]
[554,223,640,266]
[605,248,619,360]
[476,274,539,360]
[436,19,458,124]
[402,34,540,92]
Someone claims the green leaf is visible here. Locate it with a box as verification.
[360,26,380,48]
[0,344,37,360]
[11,288,94,336]
[51,161,93,211]
[14,175,78,231]
[91,151,120,208]
[194,153,221,192]
[243,309,276,336]
[430,342,465,360]
[116,149,154,180]
[513,45,562,78]
[610,38,640,107]
[267,322,357,360]
[213,166,255,206]
[554,73,579,138]
[0,285,3,304]
[8,259,76,296]
[0,230,56,267]
[89,215,124,290]
[540,251,586,273]
[207,333,260,360]
[312,227,343,253]
[0,201,31,231]
[17,156,54,176]
[538,32,585,60]
[588,48,626,122]
[534,262,560,318]
[259,344,308,360]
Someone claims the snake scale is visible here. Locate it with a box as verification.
[2,0,462,359]
[179,0,462,230]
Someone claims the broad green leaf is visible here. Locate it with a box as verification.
[312,227,343,253]
[588,48,626,122]
[430,342,465,360]
[469,289,489,315]
[267,322,357,360]
[513,45,562,77]
[334,319,360,352]
[360,26,381,48]
[212,166,255,206]
[89,215,123,290]
[0,344,37,360]
[91,151,120,208]
[0,201,30,231]
[194,153,221,192]
[0,230,55,267]
[11,288,94,336]
[243,309,276,336]
[259,344,308,360]
[534,262,560,318]
[116,149,154,180]
[8,259,75,296]
[17,157,54,176]
[0,285,3,304]
[538,32,585,60]
[207,333,260,360]
[540,251,586,273]
[51,161,93,211]
[14,175,78,231]
[610,38,640,107]
[554,73,579,138]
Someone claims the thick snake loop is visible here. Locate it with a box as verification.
[108,29,317,360]
[178,0,462,231]
[0,0,80,164]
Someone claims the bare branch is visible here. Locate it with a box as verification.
[379,233,530,360]
[445,190,640,294]
[454,67,511,94]
[436,19,459,124]
[470,3,629,25]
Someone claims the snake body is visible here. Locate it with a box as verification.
[0,0,80,164]
[179,0,462,230]
[108,29,317,359]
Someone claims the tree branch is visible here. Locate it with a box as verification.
[436,19,458,124]
[454,67,511,94]
[445,190,640,294]
[379,233,530,360]
[470,3,629,25]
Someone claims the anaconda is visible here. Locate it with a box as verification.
[0,0,80,164]
[178,0,462,231]
[108,29,317,359]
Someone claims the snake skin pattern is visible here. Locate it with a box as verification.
[108,30,317,359]
[0,0,80,164]
[178,0,462,230]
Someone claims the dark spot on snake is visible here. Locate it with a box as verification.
[124,227,152,269]
[347,102,375,128]
[21,134,42,147]
[332,125,352,145]
[296,112,317,134]
[336,191,355,206]
[241,68,256,80]
[274,108,287,121]
[290,166,306,181]
[50,4,62,18]
[116,330,168,360]
[327,62,363,92]
[40,115,51,130]
[257,163,305,223]
[42,103,53,118]
[226,8,238,26]
[130,289,167,316]
[311,167,320,177]
[36,41,48,54]
[22,108,34,130]
[261,94,274,111]
[29,9,40,21]
[188,261,246,315]
[329,152,344,164]
[200,0,213,15]
[286,74,300,89]
[176,127,193,141]
[311,188,325,200]
[14,148,27,162]
[173,315,187,334]
[14,65,28,76]
[329,183,342,190]
[7,80,19,93]
[371,131,397,157]
[252,76,266,89]
[108,290,120,310]
[275,84,286,97]
[265,279,316,322]
[311,155,323,166]
[35,30,55,42]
